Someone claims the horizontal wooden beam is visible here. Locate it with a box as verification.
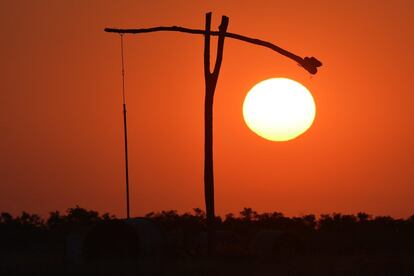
[104,26,322,74]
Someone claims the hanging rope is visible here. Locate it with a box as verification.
[120,34,126,105]
[119,33,130,219]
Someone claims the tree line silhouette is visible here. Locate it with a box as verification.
[2,206,414,275]
[2,206,414,258]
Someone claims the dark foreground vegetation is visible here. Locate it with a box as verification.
[1,206,414,275]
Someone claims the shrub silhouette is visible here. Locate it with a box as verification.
[83,219,140,262]
[2,206,414,260]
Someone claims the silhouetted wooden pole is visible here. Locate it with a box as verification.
[123,103,130,219]
[104,12,322,252]
[203,12,229,256]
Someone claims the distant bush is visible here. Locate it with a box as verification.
[1,206,414,256]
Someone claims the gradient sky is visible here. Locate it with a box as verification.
[1,0,413,218]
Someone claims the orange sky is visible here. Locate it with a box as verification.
[1,0,413,218]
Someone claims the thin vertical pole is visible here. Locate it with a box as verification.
[120,34,131,219]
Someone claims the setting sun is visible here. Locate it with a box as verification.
[243,78,316,141]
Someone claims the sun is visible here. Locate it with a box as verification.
[243,78,316,141]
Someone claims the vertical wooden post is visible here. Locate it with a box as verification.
[203,12,229,256]
[123,103,130,219]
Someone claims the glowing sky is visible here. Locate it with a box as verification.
[1,0,413,218]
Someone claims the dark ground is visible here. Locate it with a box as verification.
[2,253,414,275]
[2,207,414,275]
